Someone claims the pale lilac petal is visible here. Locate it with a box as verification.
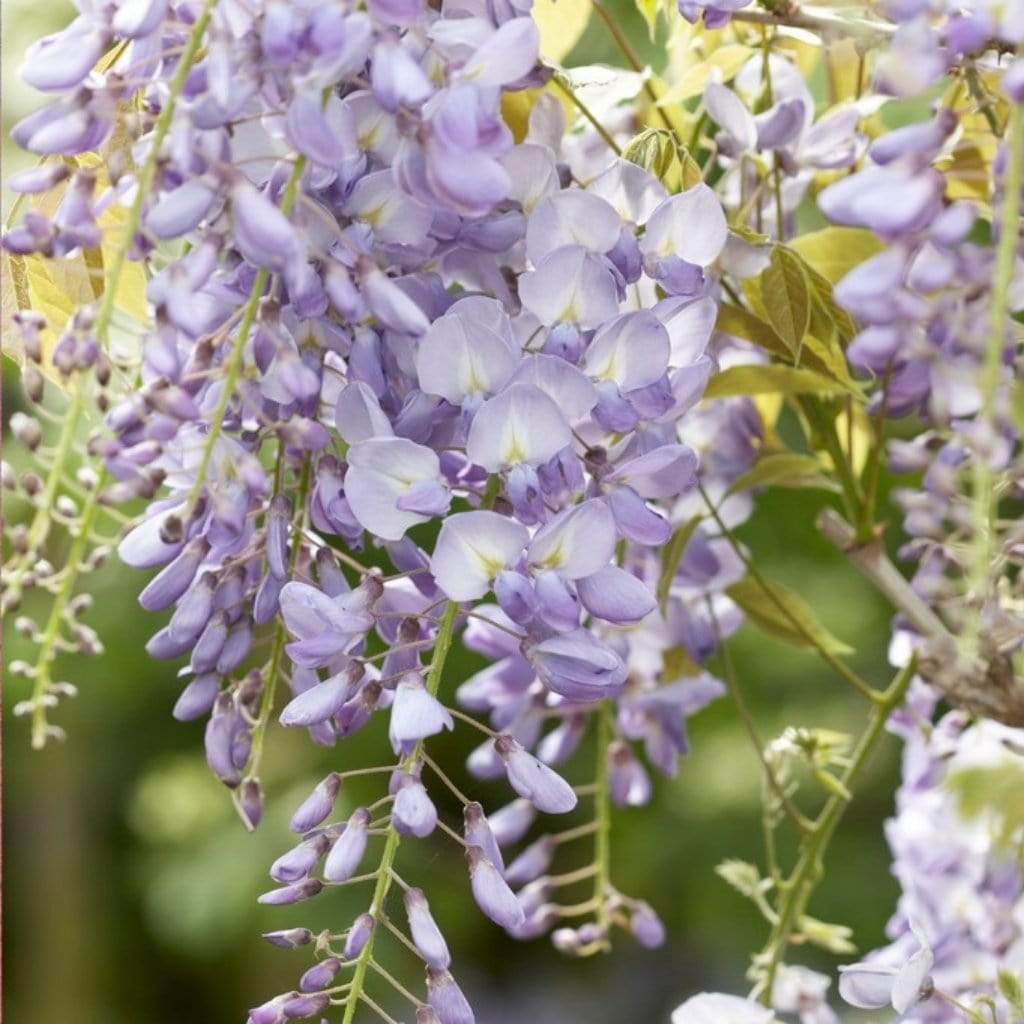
[345,437,445,541]
[577,565,656,624]
[581,311,671,391]
[431,511,529,601]
[519,245,621,328]
[527,499,616,580]
[640,184,728,267]
[466,383,571,471]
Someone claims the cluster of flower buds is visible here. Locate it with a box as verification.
[818,17,1024,700]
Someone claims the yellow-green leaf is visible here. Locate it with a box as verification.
[761,247,810,360]
[635,0,659,41]
[657,514,703,613]
[725,452,840,496]
[727,576,854,655]
[706,363,855,399]
[788,227,883,285]
[657,44,753,105]
[532,0,591,62]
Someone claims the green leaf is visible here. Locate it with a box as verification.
[657,515,702,613]
[715,859,762,899]
[787,226,884,285]
[798,915,857,955]
[662,645,703,681]
[531,0,591,61]
[784,247,858,347]
[714,305,862,392]
[761,247,811,360]
[635,0,659,40]
[725,453,840,497]
[998,970,1024,1019]
[727,576,854,655]
[656,44,754,105]
[948,763,1024,848]
[706,364,855,399]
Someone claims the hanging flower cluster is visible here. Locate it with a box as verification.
[4,0,1024,1022]
[0,1,767,1021]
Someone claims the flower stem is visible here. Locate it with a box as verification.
[552,74,623,156]
[757,654,916,1003]
[967,101,1023,643]
[29,474,103,749]
[17,1,218,744]
[341,600,460,1024]
[698,482,880,702]
[244,455,312,788]
[183,156,309,516]
[94,0,217,347]
[592,702,613,946]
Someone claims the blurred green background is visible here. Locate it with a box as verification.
[4,3,903,1022]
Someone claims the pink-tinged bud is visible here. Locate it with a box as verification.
[270,835,329,883]
[257,879,324,906]
[495,735,577,814]
[344,912,375,959]
[503,835,555,888]
[279,670,352,727]
[239,777,264,831]
[392,776,438,838]
[537,715,587,766]
[262,929,314,950]
[299,956,341,992]
[462,802,505,871]
[404,887,451,970]
[281,991,329,1019]
[426,968,474,1024]
[323,808,370,882]
[608,741,652,807]
[139,537,209,612]
[467,845,525,930]
[630,901,666,948]
[487,799,536,848]
[289,773,342,834]
[172,673,220,722]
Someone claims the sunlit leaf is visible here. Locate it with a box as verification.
[761,247,810,360]
[706,363,855,399]
[657,514,703,613]
[725,453,840,496]
[657,44,753,105]
[727,576,854,655]
[532,0,592,63]
[787,227,884,284]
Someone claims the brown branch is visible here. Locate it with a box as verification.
[817,508,1024,726]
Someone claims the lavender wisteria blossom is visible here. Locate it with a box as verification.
[4,0,1024,1021]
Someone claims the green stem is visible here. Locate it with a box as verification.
[341,600,460,1024]
[29,484,103,749]
[698,482,880,702]
[183,156,308,514]
[589,0,679,142]
[798,397,862,523]
[967,102,1023,639]
[94,0,217,346]
[758,655,916,1003]
[18,3,217,742]
[552,75,622,156]
[244,455,312,786]
[592,702,613,945]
